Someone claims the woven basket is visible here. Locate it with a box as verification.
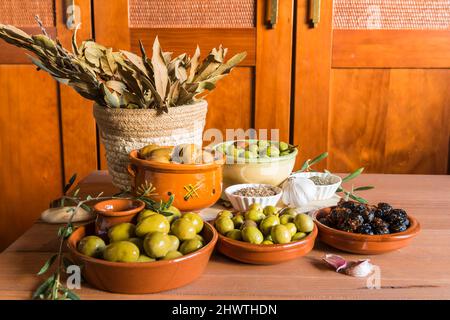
[93,100,208,190]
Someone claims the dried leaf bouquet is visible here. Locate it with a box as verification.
[0,19,246,112]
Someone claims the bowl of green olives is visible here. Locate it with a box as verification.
[67,211,218,294]
[213,204,317,264]
[212,140,298,192]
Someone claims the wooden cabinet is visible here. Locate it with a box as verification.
[293,0,450,173]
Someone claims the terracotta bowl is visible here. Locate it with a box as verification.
[128,150,222,212]
[67,222,218,294]
[94,199,145,239]
[215,224,318,265]
[312,207,421,254]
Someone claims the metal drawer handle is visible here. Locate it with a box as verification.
[309,0,321,28]
[266,0,279,29]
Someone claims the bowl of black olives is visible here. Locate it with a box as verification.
[214,204,317,264]
[312,200,420,254]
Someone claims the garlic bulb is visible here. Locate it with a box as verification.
[282,176,317,207]
[323,254,375,278]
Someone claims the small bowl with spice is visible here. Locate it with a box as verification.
[292,172,341,201]
[225,184,282,212]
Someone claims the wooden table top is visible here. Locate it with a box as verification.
[1,171,449,300]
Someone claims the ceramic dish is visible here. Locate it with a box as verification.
[67,222,218,294]
[94,199,145,239]
[311,207,420,254]
[215,224,317,264]
[212,140,298,192]
[128,149,222,212]
[292,172,342,201]
[225,183,282,212]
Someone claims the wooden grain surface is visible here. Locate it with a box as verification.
[332,30,450,68]
[0,66,62,252]
[0,171,449,300]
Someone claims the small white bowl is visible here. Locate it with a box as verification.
[225,184,283,212]
[292,172,342,201]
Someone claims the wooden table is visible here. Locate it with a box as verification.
[1,171,449,300]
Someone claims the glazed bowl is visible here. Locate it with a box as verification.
[94,199,145,239]
[215,224,318,264]
[128,150,222,212]
[292,172,342,200]
[212,140,298,193]
[67,222,218,294]
[312,207,421,254]
[225,183,282,211]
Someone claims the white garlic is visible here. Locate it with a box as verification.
[282,176,317,207]
[323,254,375,278]
[41,206,94,224]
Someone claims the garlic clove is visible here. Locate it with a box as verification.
[323,254,348,272]
[322,254,375,278]
[344,260,375,278]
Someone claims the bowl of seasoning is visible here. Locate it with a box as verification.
[311,199,420,254]
[293,172,341,200]
[225,184,282,212]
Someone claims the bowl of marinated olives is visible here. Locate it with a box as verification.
[312,200,421,254]
[214,204,317,264]
[212,140,298,192]
[67,211,218,294]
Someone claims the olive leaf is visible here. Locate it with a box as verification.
[37,254,58,275]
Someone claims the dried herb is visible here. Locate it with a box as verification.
[0,16,247,111]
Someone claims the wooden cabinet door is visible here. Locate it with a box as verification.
[293,0,450,174]
[0,0,96,250]
[92,0,294,167]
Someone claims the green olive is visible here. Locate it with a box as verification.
[241,226,264,244]
[292,232,307,241]
[137,255,155,262]
[262,240,274,245]
[267,145,280,157]
[182,212,204,233]
[77,236,105,258]
[263,205,278,216]
[265,234,273,242]
[171,218,197,240]
[137,209,158,222]
[143,232,171,259]
[271,224,291,244]
[128,237,144,252]
[162,250,183,260]
[259,215,280,235]
[245,209,265,223]
[179,239,203,255]
[280,214,295,225]
[214,217,234,235]
[280,207,297,216]
[279,141,289,152]
[226,229,242,241]
[294,213,314,233]
[248,203,262,212]
[217,210,233,219]
[108,223,136,242]
[164,206,181,223]
[232,214,245,229]
[167,234,180,252]
[284,222,297,237]
[136,214,170,237]
[258,140,269,150]
[240,219,257,230]
[103,241,140,262]
[194,234,204,243]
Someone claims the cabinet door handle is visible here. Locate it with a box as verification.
[309,0,321,28]
[266,0,279,29]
